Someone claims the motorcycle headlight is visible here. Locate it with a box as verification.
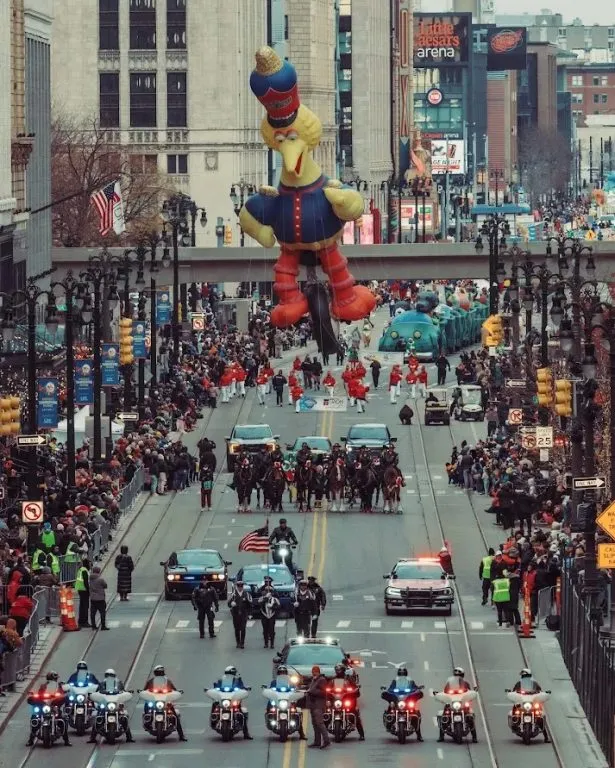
[290,675,299,685]
[68,695,75,701]
[42,706,51,713]
[222,699,231,708]
[76,695,85,703]
[278,548,288,557]
[523,702,532,711]
[334,700,342,708]
[156,701,165,710]
[279,700,288,710]
[452,701,462,711]
[386,587,401,596]
[107,703,117,712]
[398,701,405,709]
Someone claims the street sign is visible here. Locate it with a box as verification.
[191,313,205,331]
[521,431,536,449]
[597,543,615,569]
[508,408,523,425]
[573,476,607,490]
[539,449,549,463]
[21,500,44,524]
[506,379,526,388]
[16,434,46,447]
[536,426,554,448]
[596,502,615,539]
[116,412,139,422]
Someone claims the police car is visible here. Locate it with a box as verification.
[383,557,454,615]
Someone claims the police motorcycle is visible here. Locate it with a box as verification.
[433,667,478,744]
[89,670,134,745]
[27,672,70,748]
[324,665,360,742]
[270,540,297,571]
[63,683,98,736]
[205,667,251,742]
[262,666,305,742]
[505,670,551,746]
[380,668,424,744]
[139,688,184,743]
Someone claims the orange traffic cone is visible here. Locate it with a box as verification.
[61,586,80,632]
[517,583,535,639]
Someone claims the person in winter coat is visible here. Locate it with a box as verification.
[399,398,414,425]
[288,371,299,405]
[435,353,450,386]
[228,579,252,648]
[354,380,369,414]
[89,566,109,630]
[322,371,336,396]
[370,359,381,388]
[256,371,268,405]
[405,368,418,397]
[271,370,287,406]
[114,545,134,601]
[9,587,34,636]
[417,366,428,397]
[292,383,304,413]
[389,366,402,404]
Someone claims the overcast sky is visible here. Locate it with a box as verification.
[496,1,612,26]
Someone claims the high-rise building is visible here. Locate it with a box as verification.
[50,0,339,247]
[0,1,15,290]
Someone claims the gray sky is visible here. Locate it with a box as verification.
[496,1,612,26]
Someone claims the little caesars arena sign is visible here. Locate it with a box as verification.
[413,13,470,67]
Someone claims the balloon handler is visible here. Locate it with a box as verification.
[239,47,376,355]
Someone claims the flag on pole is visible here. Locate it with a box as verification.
[238,524,269,553]
[90,180,126,236]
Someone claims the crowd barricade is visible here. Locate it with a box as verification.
[536,586,557,625]
[0,586,46,691]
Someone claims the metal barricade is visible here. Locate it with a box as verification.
[536,586,556,625]
[118,465,145,515]
[0,587,46,691]
[58,558,79,585]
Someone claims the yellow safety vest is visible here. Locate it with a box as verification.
[481,556,493,580]
[75,567,88,592]
[63,542,79,563]
[49,553,60,576]
[492,578,510,603]
[32,549,45,570]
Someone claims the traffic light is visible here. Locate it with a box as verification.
[224,225,232,245]
[554,379,573,417]
[481,314,504,347]
[0,396,20,435]
[119,317,134,365]
[536,368,553,407]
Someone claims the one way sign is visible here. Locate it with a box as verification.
[573,476,606,490]
[116,412,138,422]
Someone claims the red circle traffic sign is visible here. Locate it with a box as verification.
[22,501,43,523]
[523,435,536,448]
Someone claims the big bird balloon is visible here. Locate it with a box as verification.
[239,46,377,328]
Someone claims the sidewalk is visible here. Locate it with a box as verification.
[521,628,609,767]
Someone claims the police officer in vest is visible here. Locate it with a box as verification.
[75,558,91,627]
[47,546,62,580]
[40,522,56,552]
[31,546,47,572]
[479,548,495,606]
[492,569,511,627]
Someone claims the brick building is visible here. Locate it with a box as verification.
[486,71,518,199]
[567,63,615,126]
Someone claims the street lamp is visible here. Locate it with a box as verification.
[230,182,255,247]
[474,214,510,316]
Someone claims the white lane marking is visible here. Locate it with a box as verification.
[369,620,382,628]
[363,595,376,601]
[144,596,157,602]
[401,621,414,629]
[130,620,144,629]
[421,632,426,642]
[246,620,255,628]
[432,475,443,480]
[336,620,351,628]
[275,620,286,628]
[176,620,190,628]
[404,474,413,479]
[231,518,236,523]
[223,543,228,549]
[471,621,485,630]
[107,621,120,628]
[332,594,344,601]
[434,621,446,629]
[437,747,444,759]
[130,592,160,596]
[424,660,430,671]
[227,530,232,536]
[148,755,155,762]
[406,489,416,494]
[319,629,506,636]
[435,490,446,495]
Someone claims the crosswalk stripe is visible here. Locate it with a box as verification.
[434,621,446,629]
[107,621,120,628]
[332,595,344,601]
[144,596,157,602]
[275,620,286,628]
[130,620,144,629]
[369,620,382,628]
[470,621,484,630]
[176,620,190,628]
[246,620,255,628]
[336,620,351,628]
[363,595,376,601]
[401,621,414,629]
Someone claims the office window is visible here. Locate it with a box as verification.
[601,76,608,86]
[130,0,156,50]
[99,73,120,127]
[99,0,119,50]
[130,72,156,127]
[609,28,615,37]
[602,94,608,103]
[167,72,187,127]
[130,154,158,173]
[593,93,600,103]
[571,93,583,103]
[571,75,583,86]
[593,76,600,86]
[167,154,188,174]
[557,28,566,36]
[167,0,186,49]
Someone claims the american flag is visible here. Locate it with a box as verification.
[90,180,124,236]
[238,524,269,553]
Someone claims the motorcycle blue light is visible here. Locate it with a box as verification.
[33,707,40,713]
[77,682,84,687]
[69,695,75,701]
[148,702,154,708]
[223,687,231,692]
[393,688,399,692]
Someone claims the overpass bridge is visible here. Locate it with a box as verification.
[50,241,615,284]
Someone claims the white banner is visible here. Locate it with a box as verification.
[297,396,348,413]
[431,139,465,175]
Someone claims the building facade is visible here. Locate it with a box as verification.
[486,72,518,199]
[517,42,558,135]
[51,0,338,248]
[0,0,16,291]
[24,0,53,282]
[567,63,615,127]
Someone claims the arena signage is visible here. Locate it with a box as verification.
[413,13,471,68]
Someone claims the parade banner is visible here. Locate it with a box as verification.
[297,396,348,413]
[156,290,172,324]
[74,360,94,405]
[132,320,147,359]
[36,377,59,428]
[101,343,120,386]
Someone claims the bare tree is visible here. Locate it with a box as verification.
[518,126,572,204]
[51,112,173,246]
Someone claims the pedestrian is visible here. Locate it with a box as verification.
[75,558,91,627]
[508,568,522,626]
[485,403,498,437]
[199,465,214,509]
[417,365,428,397]
[256,370,268,405]
[257,580,280,648]
[307,576,327,638]
[399,399,414,425]
[389,366,402,404]
[479,548,494,605]
[228,579,252,649]
[294,579,316,637]
[405,368,418,397]
[370,358,381,388]
[306,666,330,749]
[191,576,219,638]
[271,370,287,407]
[89,565,109,630]
[435,352,450,386]
[114,545,134,601]
[492,569,512,627]
[9,587,34,636]
[35,566,58,623]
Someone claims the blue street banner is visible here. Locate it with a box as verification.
[101,343,120,386]
[74,359,94,405]
[36,377,59,428]
[132,320,147,358]
[297,396,348,413]
[156,290,172,324]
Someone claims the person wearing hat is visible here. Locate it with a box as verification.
[191,576,219,639]
[492,569,512,627]
[370,358,381,389]
[305,665,330,749]
[307,576,326,638]
[256,577,280,648]
[40,522,56,552]
[228,579,252,649]
[293,579,316,637]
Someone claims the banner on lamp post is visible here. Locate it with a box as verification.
[101,343,120,386]
[36,377,59,428]
[156,291,172,324]
[132,320,147,359]
[74,360,94,405]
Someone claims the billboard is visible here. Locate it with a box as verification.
[400,201,434,231]
[397,0,413,179]
[487,27,527,71]
[431,139,465,175]
[413,13,471,68]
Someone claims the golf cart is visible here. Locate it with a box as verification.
[453,385,484,422]
[424,388,450,426]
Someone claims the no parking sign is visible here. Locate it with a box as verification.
[22,500,44,524]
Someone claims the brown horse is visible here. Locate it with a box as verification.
[383,464,405,514]
[295,462,315,512]
[327,459,347,512]
[263,463,286,513]
[234,459,255,513]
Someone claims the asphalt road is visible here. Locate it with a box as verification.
[4,311,566,768]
